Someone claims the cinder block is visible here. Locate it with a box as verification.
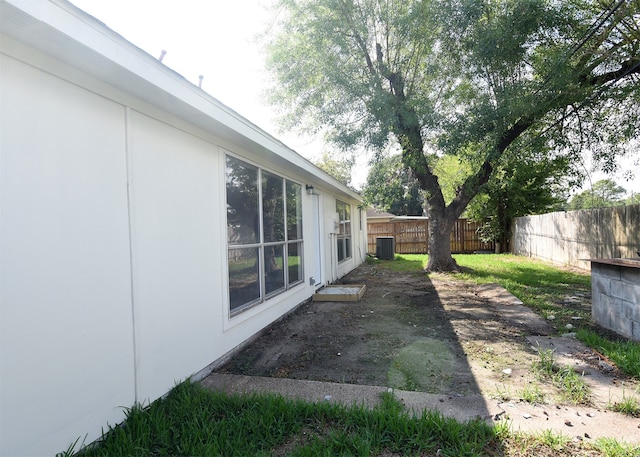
[621,267,640,284]
[591,275,611,297]
[632,321,640,342]
[625,284,640,305]
[593,263,622,280]
[592,298,608,327]
[608,297,623,318]
[611,281,640,304]
[625,301,640,322]
[609,312,633,339]
[608,301,624,327]
[592,293,612,325]
[609,279,623,300]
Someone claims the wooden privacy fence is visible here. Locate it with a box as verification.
[512,204,640,270]
[367,219,495,255]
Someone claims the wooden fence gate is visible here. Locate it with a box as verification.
[367,219,494,255]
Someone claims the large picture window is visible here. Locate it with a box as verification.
[226,155,303,314]
[336,200,351,262]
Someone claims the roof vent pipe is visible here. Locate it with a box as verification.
[198,75,204,88]
[158,49,167,62]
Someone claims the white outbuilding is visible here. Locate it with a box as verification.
[0,1,366,455]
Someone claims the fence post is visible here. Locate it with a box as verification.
[425,219,429,254]
[393,221,397,254]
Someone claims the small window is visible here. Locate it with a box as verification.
[336,200,352,263]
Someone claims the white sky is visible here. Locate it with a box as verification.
[70,0,638,197]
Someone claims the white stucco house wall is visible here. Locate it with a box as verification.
[0,1,367,455]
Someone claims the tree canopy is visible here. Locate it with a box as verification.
[266,0,640,270]
[362,154,424,215]
[313,151,355,188]
[362,153,475,216]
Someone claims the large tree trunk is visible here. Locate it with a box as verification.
[426,215,459,271]
[382,66,465,272]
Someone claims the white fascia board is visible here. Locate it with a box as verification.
[1,0,361,202]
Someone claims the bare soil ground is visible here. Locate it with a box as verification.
[216,259,640,440]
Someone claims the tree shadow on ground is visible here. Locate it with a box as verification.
[217,259,489,412]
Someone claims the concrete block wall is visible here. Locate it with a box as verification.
[591,262,640,341]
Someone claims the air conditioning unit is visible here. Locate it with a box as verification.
[376,237,395,260]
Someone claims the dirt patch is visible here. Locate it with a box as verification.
[216,260,638,414]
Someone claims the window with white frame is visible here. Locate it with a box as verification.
[336,200,351,262]
[226,155,303,315]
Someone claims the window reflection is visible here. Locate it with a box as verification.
[226,157,258,245]
[262,171,285,243]
[264,244,285,295]
[288,242,303,285]
[336,200,352,263]
[287,182,302,240]
[228,247,260,311]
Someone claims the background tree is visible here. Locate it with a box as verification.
[625,192,640,205]
[313,151,355,188]
[362,153,473,216]
[568,178,628,209]
[362,154,424,215]
[266,0,640,271]
[466,144,571,252]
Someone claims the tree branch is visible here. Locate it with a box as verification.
[449,116,534,218]
[589,56,640,86]
[338,0,376,75]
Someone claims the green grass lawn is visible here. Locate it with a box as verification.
[454,253,592,328]
[59,380,638,457]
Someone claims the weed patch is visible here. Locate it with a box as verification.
[59,380,639,457]
[534,348,591,405]
[610,390,640,418]
[577,329,640,379]
[518,383,546,405]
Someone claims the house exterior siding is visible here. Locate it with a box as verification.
[0,1,366,455]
